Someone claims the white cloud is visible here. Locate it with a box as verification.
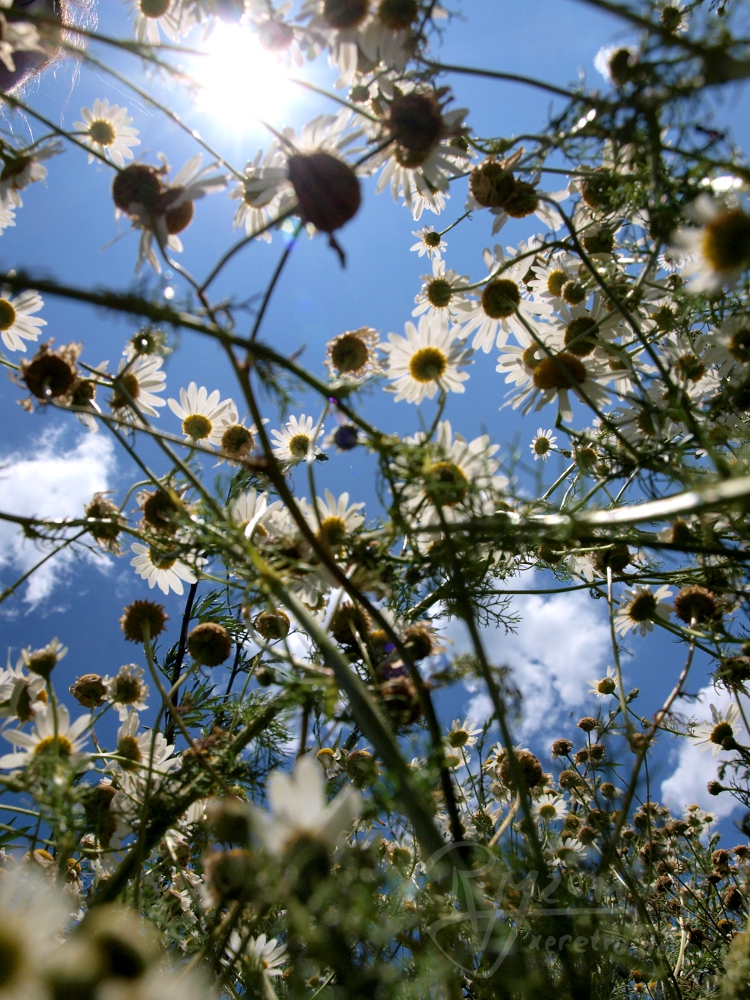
[661,684,747,818]
[0,428,117,605]
[447,581,611,740]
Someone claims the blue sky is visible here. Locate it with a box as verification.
[1,0,749,822]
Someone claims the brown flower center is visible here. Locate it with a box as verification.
[88,119,116,147]
[482,279,521,319]
[409,346,447,383]
[701,209,750,274]
[532,352,587,391]
[0,298,16,331]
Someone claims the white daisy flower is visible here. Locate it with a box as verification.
[446,717,482,750]
[411,225,446,259]
[299,489,365,552]
[401,419,506,530]
[375,137,468,220]
[0,703,90,770]
[128,154,226,273]
[0,658,46,722]
[110,355,167,419]
[668,194,750,293]
[412,256,473,328]
[270,413,325,465]
[126,0,192,44]
[228,487,273,539]
[0,868,73,1000]
[109,710,178,776]
[0,140,62,209]
[226,930,287,977]
[525,251,580,304]
[130,542,198,596]
[383,314,472,404]
[533,793,568,824]
[251,753,362,856]
[614,585,673,637]
[0,200,15,233]
[0,287,45,352]
[237,110,363,232]
[458,241,552,352]
[0,14,41,77]
[693,702,741,756]
[531,427,556,461]
[74,100,140,168]
[168,382,237,447]
[499,339,612,424]
[587,666,617,698]
[105,663,149,721]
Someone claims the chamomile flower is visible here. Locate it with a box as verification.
[412,257,473,328]
[500,342,611,424]
[526,251,580,304]
[0,140,62,208]
[533,793,568,823]
[614,585,673,637]
[693,702,741,756]
[458,242,552,352]
[588,666,617,698]
[0,704,90,770]
[411,225,446,259]
[226,931,287,977]
[228,488,272,539]
[668,195,750,293]
[110,355,167,419]
[325,326,382,381]
[402,420,506,528]
[383,314,472,404]
[74,100,140,168]
[216,419,268,466]
[375,137,468,220]
[531,427,556,461]
[299,489,365,552]
[127,0,191,44]
[251,753,362,856]
[110,711,177,776]
[130,542,198,596]
[168,382,237,448]
[105,663,149,721]
[446,718,482,750]
[270,413,325,464]
[0,287,45,352]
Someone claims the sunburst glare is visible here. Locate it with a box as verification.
[194,23,296,130]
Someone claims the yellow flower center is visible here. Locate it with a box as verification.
[532,353,587,391]
[116,734,142,770]
[547,269,567,297]
[149,547,176,571]
[330,332,370,374]
[522,345,542,369]
[482,279,520,319]
[221,424,254,457]
[701,208,750,274]
[427,278,453,309]
[288,433,311,459]
[711,722,733,746]
[88,120,116,147]
[564,316,599,357]
[0,298,16,331]
[424,460,468,506]
[318,515,348,549]
[628,592,656,622]
[111,373,140,409]
[113,675,143,705]
[140,0,170,16]
[597,677,616,695]
[409,346,447,383]
[183,413,212,440]
[34,734,74,758]
[539,803,557,821]
[448,729,469,748]
[533,436,551,456]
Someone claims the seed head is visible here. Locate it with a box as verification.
[21,342,79,400]
[287,152,361,234]
[188,622,232,667]
[254,609,291,640]
[498,749,543,789]
[112,163,164,215]
[120,600,168,643]
[70,674,107,709]
[469,159,516,208]
[673,585,717,624]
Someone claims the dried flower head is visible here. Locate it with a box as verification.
[674,585,718,624]
[120,600,168,643]
[69,674,107,709]
[187,622,232,667]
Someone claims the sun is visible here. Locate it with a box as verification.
[194,23,296,129]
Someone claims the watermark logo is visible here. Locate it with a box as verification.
[423,841,629,978]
